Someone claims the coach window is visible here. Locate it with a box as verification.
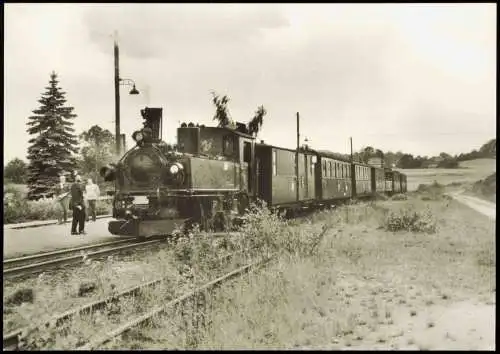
[322,161,326,176]
[328,161,332,178]
[272,150,277,176]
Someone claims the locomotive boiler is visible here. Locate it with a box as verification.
[101,107,255,238]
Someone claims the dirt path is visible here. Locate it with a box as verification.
[363,192,496,351]
[450,190,496,220]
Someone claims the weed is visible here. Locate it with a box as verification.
[383,206,437,233]
[391,193,407,201]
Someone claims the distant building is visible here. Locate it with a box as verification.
[367,157,384,168]
[422,156,443,168]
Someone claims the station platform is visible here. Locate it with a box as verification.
[3,217,123,259]
[4,215,111,230]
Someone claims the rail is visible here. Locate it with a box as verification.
[4,250,251,350]
[3,238,164,280]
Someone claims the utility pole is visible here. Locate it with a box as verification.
[350,137,353,162]
[114,36,121,156]
[296,112,300,202]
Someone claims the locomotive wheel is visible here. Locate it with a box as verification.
[199,198,218,232]
[213,211,228,232]
[237,193,250,215]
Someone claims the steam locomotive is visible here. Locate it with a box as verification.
[101,107,407,238]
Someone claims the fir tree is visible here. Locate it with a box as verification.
[26,71,79,200]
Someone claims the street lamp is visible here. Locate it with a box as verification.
[114,40,140,156]
[120,78,140,95]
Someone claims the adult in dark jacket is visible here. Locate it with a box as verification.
[70,175,86,235]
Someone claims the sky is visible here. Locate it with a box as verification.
[4,3,497,164]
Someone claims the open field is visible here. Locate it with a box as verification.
[396,158,496,192]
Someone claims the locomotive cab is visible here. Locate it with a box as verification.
[105,110,258,238]
[177,124,257,195]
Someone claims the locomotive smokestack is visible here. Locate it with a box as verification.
[141,107,163,142]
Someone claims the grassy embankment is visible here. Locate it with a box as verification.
[464,172,496,203]
[103,184,494,350]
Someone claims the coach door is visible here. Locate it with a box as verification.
[303,155,309,199]
[303,154,315,200]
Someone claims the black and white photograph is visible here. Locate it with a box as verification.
[3,2,496,350]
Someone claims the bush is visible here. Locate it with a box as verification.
[3,190,112,224]
[437,158,459,168]
[391,193,407,201]
[383,206,437,233]
[416,181,445,201]
[374,193,389,201]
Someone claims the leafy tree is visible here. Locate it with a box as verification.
[439,152,452,160]
[78,125,115,183]
[374,149,384,158]
[437,158,459,168]
[247,105,267,136]
[356,146,377,163]
[397,154,416,168]
[211,92,232,128]
[211,92,267,136]
[4,158,28,184]
[479,138,496,158]
[26,71,79,200]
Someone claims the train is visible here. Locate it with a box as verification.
[100,107,407,238]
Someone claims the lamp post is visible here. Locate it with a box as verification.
[114,39,140,156]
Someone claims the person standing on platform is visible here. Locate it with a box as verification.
[55,173,70,224]
[85,178,100,222]
[70,174,86,235]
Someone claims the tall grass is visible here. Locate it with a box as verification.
[128,198,495,350]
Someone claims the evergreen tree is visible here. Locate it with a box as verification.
[26,71,79,200]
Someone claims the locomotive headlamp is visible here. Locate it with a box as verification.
[169,164,179,174]
[132,131,144,143]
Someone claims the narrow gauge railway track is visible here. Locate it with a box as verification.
[3,238,165,280]
[3,250,253,351]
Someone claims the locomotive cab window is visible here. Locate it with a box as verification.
[243,141,252,163]
[223,135,235,157]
